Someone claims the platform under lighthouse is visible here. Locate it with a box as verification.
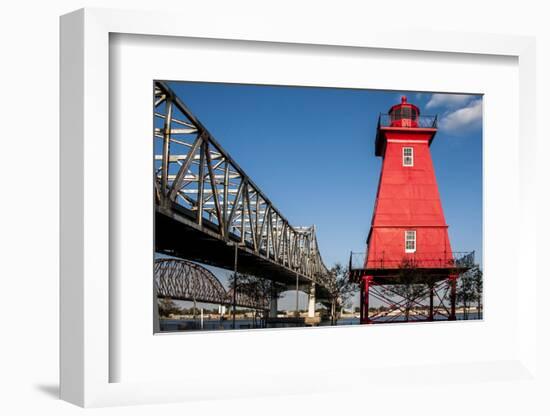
[349,96,474,324]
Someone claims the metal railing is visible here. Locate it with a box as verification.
[349,251,475,271]
[378,113,438,129]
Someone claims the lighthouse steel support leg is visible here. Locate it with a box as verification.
[360,280,364,322]
[361,276,373,324]
[428,284,434,321]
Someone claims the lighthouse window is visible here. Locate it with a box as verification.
[405,230,416,253]
[403,147,414,166]
[391,109,401,121]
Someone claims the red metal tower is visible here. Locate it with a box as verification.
[350,96,472,324]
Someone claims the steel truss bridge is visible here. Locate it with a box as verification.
[155,258,269,310]
[154,81,334,300]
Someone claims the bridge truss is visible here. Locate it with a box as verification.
[155,258,270,310]
[154,81,334,295]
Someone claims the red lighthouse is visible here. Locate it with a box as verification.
[350,96,473,324]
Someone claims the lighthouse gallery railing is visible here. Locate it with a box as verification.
[348,250,475,273]
[378,113,438,129]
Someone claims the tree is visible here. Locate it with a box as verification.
[471,265,483,319]
[228,273,280,327]
[380,258,429,322]
[456,265,483,320]
[327,263,358,325]
[456,271,474,319]
[157,297,182,318]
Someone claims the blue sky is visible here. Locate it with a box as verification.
[163,81,483,309]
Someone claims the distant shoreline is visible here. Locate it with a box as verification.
[161,306,482,322]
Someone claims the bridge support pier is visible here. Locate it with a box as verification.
[269,291,278,318]
[308,283,316,318]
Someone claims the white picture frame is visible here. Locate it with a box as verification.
[60,7,539,408]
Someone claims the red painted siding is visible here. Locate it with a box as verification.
[365,128,454,270]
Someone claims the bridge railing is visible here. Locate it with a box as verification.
[154,81,332,288]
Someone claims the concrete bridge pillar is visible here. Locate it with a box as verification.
[269,290,278,318]
[308,283,316,318]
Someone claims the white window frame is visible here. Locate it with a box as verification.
[405,230,416,253]
[403,146,414,167]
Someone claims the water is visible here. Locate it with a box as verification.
[159,312,482,332]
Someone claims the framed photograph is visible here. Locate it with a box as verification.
[60,8,538,408]
[152,80,482,332]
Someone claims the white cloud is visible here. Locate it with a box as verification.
[425,93,472,110]
[439,99,482,133]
